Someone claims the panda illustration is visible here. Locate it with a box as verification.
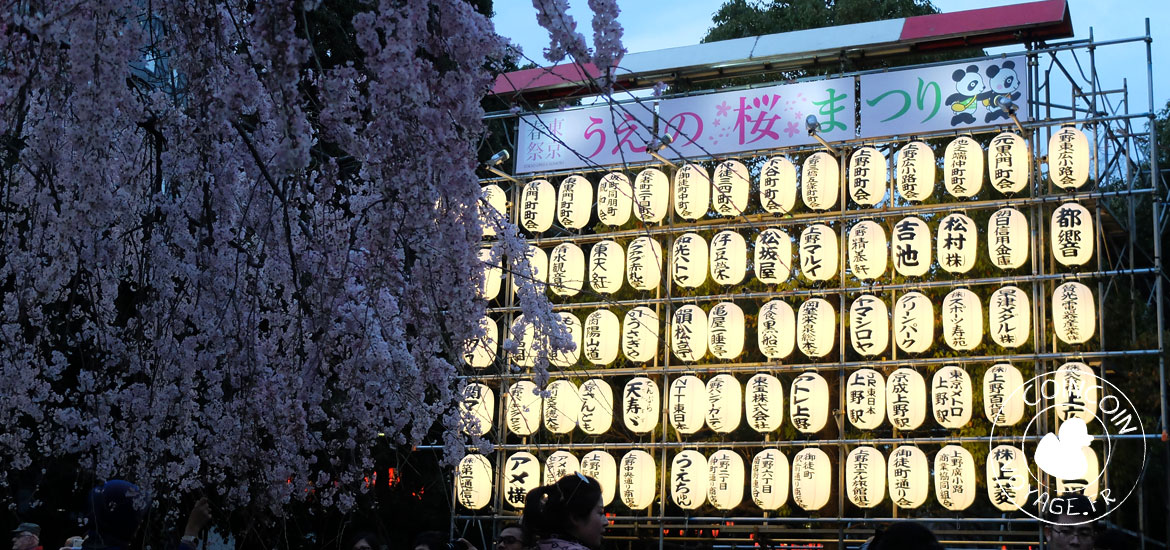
[979,60,1022,123]
[945,65,985,125]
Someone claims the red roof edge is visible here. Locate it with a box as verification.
[900,0,1071,42]
[492,62,603,96]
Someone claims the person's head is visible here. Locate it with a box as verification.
[521,474,605,550]
[1043,493,1098,550]
[10,523,39,550]
[495,523,525,550]
[869,521,943,550]
[348,531,382,550]
[87,480,145,546]
[413,531,449,550]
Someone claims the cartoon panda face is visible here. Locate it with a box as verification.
[952,65,985,96]
[986,61,1020,94]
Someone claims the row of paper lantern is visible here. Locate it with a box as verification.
[480,202,1095,300]
[455,441,1100,511]
[460,362,1097,437]
[484,128,1091,235]
[464,282,1095,368]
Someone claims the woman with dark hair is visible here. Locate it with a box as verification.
[521,474,606,550]
[346,531,383,550]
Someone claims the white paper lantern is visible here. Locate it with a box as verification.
[1056,447,1100,500]
[745,374,784,433]
[713,159,750,216]
[1053,282,1096,345]
[849,295,889,357]
[671,232,708,288]
[708,449,746,509]
[670,450,708,509]
[668,375,706,434]
[754,228,792,284]
[512,245,548,296]
[846,447,886,508]
[503,451,541,508]
[557,174,593,230]
[708,302,745,360]
[790,372,830,433]
[544,380,581,434]
[633,168,669,223]
[989,132,1030,194]
[589,240,625,294]
[848,220,887,280]
[597,172,633,226]
[1049,126,1091,190]
[706,374,742,433]
[988,207,1029,270]
[937,213,977,274]
[544,450,581,485]
[505,380,542,436]
[987,445,1030,511]
[621,306,659,363]
[672,304,708,362]
[673,164,710,220]
[619,450,657,510]
[797,298,836,358]
[622,377,660,433]
[626,236,663,291]
[1055,362,1099,422]
[549,243,585,297]
[943,288,983,351]
[887,446,929,509]
[989,286,1031,348]
[799,224,838,282]
[760,157,797,214]
[983,363,1026,426]
[791,448,832,510]
[1052,202,1094,266]
[944,136,984,198]
[509,315,537,369]
[480,184,506,237]
[583,309,620,365]
[460,383,494,436]
[896,141,935,202]
[886,368,927,431]
[849,146,886,206]
[751,449,790,510]
[455,454,493,510]
[710,230,747,285]
[892,216,931,277]
[802,152,840,211]
[462,316,497,369]
[579,379,614,435]
[932,366,973,429]
[759,300,796,360]
[550,312,581,368]
[846,369,886,430]
[934,445,976,511]
[581,451,618,505]
[894,291,933,354]
[520,179,555,233]
[479,247,502,300]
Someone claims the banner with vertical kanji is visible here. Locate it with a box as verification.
[515,105,656,174]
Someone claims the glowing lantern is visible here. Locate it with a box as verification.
[1055,362,1098,422]
[708,302,745,360]
[1053,282,1096,345]
[462,316,497,369]
[802,152,839,210]
[713,159,750,216]
[670,450,708,509]
[505,381,542,436]
[480,184,506,237]
[520,179,555,233]
[583,309,620,365]
[668,375,706,434]
[509,315,537,369]
[543,380,581,434]
[894,291,933,354]
[673,164,710,220]
[619,450,656,510]
[987,445,1030,511]
[745,374,784,433]
[848,220,887,280]
[550,312,581,368]
[758,300,796,360]
[708,449,746,510]
[588,240,625,294]
[557,174,593,230]
[790,372,830,433]
[846,447,886,508]
[887,446,929,509]
[846,369,886,430]
[544,450,581,485]
[983,363,1026,426]
[455,455,492,510]
[799,224,838,282]
[988,132,1030,194]
[597,172,633,226]
[479,247,502,300]
[1056,447,1100,500]
[891,216,931,277]
[548,243,585,297]
[760,157,797,214]
[710,230,747,285]
[706,374,742,433]
[791,448,832,510]
[671,232,708,288]
[796,298,835,358]
[937,213,977,274]
[932,366,973,429]
[849,295,889,357]
[886,368,927,430]
[622,377,660,433]
[671,304,708,362]
[504,452,540,508]
[1049,126,1091,190]
[751,449,790,510]
[989,286,1030,348]
[934,445,976,511]
[626,236,663,291]
[1052,202,1093,266]
[578,379,614,435]
[511,245,548,296]
[581,451,618,505]
[633,168,669,223]
[459,383,494,436]
[942,288,983,351]
[896,141,935,202]
[944,136,984,198]
[988,207,1029,270]
[755,228,792,284]
[621,306,659,363]
[849,146,886,207]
